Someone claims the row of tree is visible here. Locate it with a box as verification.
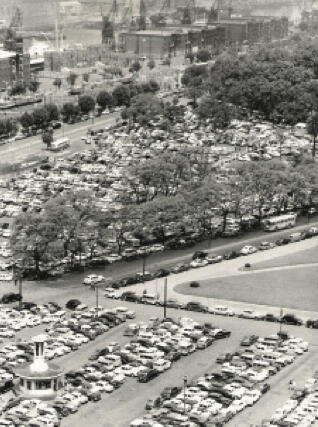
[16,79,161,139]
[11,155,318,277]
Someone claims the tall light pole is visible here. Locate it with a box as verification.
[183,376,188,415]
[163,277,167,319]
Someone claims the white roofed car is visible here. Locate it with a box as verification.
[239,245,258,255]
[212,306,235,316]
[83,274,104,285]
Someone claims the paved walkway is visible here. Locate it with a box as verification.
[122,237,318,319]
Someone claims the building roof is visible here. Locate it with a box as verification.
[0,50,16,60]
[15,361,63,379]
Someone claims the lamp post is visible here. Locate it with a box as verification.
[95,285,99,318]
[183,376,188,415]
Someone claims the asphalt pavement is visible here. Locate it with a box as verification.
[0,112,119,165]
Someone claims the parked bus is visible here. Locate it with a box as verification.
[262,214,296,232]
[50,137,70,152]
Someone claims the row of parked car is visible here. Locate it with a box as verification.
[263,374,318,426]
[0,299,63,340]
[105,286,312,329]
[0,303,128,405]
[0,398,60,426]
[102,225,318,291]
[57,317,231,422]
[131,332,308,426]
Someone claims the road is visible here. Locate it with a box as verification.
[0,112,119,165]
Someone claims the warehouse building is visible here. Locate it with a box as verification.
[119,26,227,57]
[119,15,288,57]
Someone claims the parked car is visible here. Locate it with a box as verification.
[66,299,81,310]
[281,314,303,326]
[185,302,208,313]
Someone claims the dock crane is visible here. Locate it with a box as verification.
[181,0,196,25]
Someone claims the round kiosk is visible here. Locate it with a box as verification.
[15,334,63,400]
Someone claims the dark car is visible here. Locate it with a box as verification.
[281,314,302,326]
[257,383,270,394]
[161,386,181,399]
[192,250,208,260]
[1,293,22,304]
[185,301,208,312]
[87,390,101,401]
[154,268,170,278]
[223,250,240,260]
[171,263,190,274]
[14,301,37,311]
[138,368,159,383]
[276,237,291,246]
[66,299,81,310]
[262,313,279,322]
[121,291,141,303]
[306,319,318,328]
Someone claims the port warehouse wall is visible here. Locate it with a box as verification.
[44,45,138,72]
[120,16,288,56]
[119,27,227,57]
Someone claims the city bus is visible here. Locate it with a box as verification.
[50,137,70,152]
[262,214,297,232]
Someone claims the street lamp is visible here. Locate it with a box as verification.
[94,284,99,318]
[183,376,188,415]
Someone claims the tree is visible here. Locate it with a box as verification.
[148,79,160,92]
[53,78,62,90]
[42,129,53,148]
[61,102,76,122]
[197,96,233,129]
[67,72,78,87]
[28,80,40,93]
[44,103,59,122]
[32,108,49,130]
[129,60,141,73]
[11,213,59,279]
[307,111,318,157]
[147,59,156,69]
[196,49,211,63]
[19,112,34,133]
[9,82,26,96]
[78,95,95,115]
[123,93,164,126]
[140,196,185,245]
[112,85,131,107]
[96,90,113,111]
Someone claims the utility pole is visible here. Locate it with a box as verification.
[279,307,283,336]
[163,277,167,318]
[95,285,99,318]
[183,376,188,414]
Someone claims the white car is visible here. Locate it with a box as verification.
[104,288,120,299]
[240,245,258,255]
[239,309,262,320]
[212,306,235,316]
[206,255,223,264]
[190,259,208,268]
[106,254,122,263]
[83,274,104,285]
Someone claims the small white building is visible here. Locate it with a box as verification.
[15,334,63,400]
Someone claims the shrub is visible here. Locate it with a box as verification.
[244,263,251,269]
[190,281,200,288]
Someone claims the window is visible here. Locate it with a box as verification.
[27,380,32,390]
